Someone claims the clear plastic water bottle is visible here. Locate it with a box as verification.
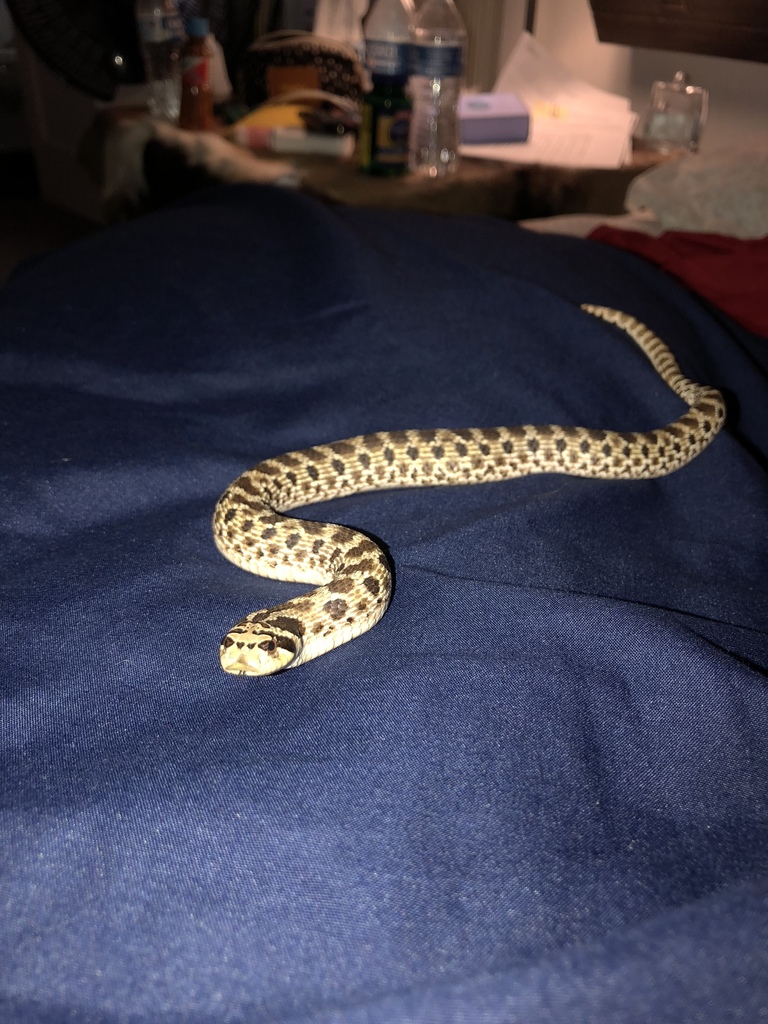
[135,0,184,121]
[363,0,414,81]
[358,0,414,176]
[408,0,467,177]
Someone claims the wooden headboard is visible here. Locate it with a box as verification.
[587,0,768,63]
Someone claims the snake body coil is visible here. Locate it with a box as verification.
[213,306,725,675]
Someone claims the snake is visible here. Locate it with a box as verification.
[213,305,725,676]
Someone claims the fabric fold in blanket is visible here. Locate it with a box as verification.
[1,184,767,1023]
[589,225,768,338]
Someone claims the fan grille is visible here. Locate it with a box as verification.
[7,0,144,100]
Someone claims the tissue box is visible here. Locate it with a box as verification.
[459,93,529,144]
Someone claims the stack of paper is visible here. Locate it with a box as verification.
[461,33,638,170]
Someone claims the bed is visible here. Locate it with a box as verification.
[2,167,767,1022]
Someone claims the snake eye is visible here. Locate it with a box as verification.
[258,638,278,654]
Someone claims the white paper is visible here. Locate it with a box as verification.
[461,32,637,170]
[462,113,637,169]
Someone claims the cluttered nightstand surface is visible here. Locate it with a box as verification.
[90,110,665,224]
[300,148,665,219]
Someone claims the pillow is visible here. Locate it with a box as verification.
[625,148,768,238]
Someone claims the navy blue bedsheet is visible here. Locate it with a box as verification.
[2,184,767,1023]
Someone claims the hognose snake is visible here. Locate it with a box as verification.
[213,305,725,675]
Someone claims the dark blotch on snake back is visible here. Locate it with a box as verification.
[304,447,328,462]
[330,441,355,456]
[346,539,378,559]
[330,578,355,594]
[274,453,300,467]
[266,614,306,638]
[296,519,324,535]
[323,598,348,620]
[338,558,378,578]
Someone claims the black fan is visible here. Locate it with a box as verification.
[6,0,145,100]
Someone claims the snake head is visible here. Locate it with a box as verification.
[219,618,301,676]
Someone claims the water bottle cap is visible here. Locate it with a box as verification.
[186,16,209,37]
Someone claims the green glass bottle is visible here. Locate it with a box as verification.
[358,74,412,176]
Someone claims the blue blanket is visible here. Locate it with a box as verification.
[2,185,767,1023]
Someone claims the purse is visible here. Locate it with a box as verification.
[241,31,365,110]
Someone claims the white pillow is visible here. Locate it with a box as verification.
[625,149,768,238]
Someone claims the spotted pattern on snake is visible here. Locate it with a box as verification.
[213,305,726,676]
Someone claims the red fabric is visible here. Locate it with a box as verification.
[589,227,768,338]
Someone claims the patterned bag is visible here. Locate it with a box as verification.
[241,31,365,110]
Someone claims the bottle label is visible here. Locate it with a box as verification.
[375,110,411,164]
[358,101,411,172]
[138,12,183,44]
[181,55,210,88]
[365,39,412,78]
[411,43,463,78]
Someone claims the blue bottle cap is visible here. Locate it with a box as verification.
[186,16,209,37]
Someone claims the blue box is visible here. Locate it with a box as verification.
[458,93,530,144]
